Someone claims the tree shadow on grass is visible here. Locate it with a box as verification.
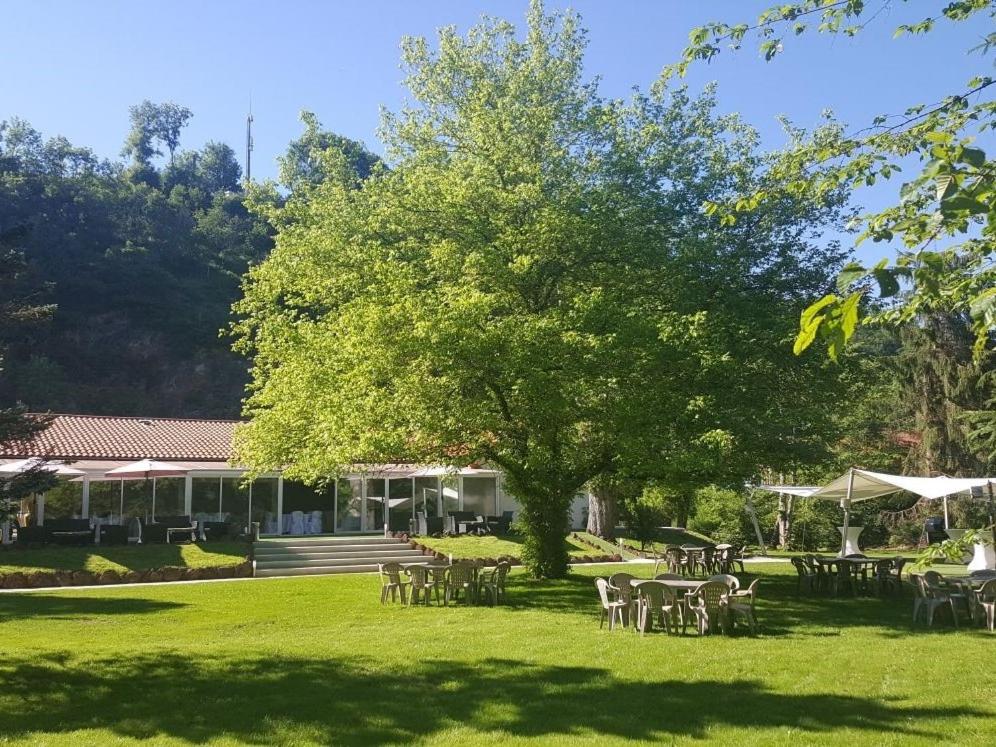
[0,594,185,622]
[0,653,987,744]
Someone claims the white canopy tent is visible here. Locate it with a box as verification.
[760,468,994,556]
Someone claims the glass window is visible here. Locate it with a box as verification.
[221,477,250,534]
[121,480,154,523]
[252,478,279,534]
[153,477,184,520]
[414,477,439,518]
[336,478,362,532]
[41,481,84,522]
[191,477,221,525]
[88,481,120,524]
[441,475,459,518]
[282,479,334,534]
[463,476,497,516]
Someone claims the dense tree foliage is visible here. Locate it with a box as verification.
[233,3,854,577]
[0,107,271,417]
[667,0,996,362]
[0,240,56,527]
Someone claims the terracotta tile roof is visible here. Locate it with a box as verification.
[1,414,238,462]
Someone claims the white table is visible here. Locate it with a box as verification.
[967,540,996,572]
[837,525,864,556]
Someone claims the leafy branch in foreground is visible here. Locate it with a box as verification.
[669,1,996,360]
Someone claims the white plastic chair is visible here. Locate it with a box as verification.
[288,511,305,535]
[263,512,278,534]
[708,573,741,591]
[913,574,960,628]
[727,578,760,633]
[977,579,996,632]
[595,578,627,630]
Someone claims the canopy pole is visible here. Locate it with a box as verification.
[988,482,996,551]
[152,477,157,521]
[745,489,767,556]
[840,468,854,557]
[943,495,950,530]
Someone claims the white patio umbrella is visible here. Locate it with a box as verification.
[0,458,85,476]
[105,459,188,519]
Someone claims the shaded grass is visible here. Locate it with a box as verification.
[0,541,247,574]
[617,527,718,554]
[418,533,593,559]
[0,561,992,745]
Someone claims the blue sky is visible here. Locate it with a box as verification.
[2,1,989,262]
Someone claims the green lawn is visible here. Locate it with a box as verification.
[0,562,992,745]
[0,541,247,575]
[417,533,598,560]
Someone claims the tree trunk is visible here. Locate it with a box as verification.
[776,495,793,549]
[674,509,688,529]
[586,487,617,539]
[508,480,573,579]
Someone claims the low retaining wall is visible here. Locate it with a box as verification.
[0,560,253,589]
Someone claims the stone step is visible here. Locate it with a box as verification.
[255,535,402,548]
[255,563,384,577]
[254,543,412,557]
[255,551,429,569]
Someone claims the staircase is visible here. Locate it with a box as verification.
[252,535,429,577]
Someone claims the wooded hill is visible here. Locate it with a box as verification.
[0,104,374,418]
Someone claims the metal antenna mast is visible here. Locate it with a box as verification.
[245,97,254,184]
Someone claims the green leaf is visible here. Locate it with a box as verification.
[793,315,824,355]
[961,146,986,168]
[871,268,901,298]
[836,263,867,293]
[800,294,838,329]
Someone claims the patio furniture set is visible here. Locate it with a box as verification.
[13,514,204,546]
[378,559,511,606]
[595,571,760,636]
[412,510,514,536]
[910,570,996,631]
[650,544,746,577]
[791,554,906,597]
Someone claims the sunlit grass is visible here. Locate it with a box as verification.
[0,561,992,745]
[0,541,247,574]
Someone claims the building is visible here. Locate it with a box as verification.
[1,414,588,535]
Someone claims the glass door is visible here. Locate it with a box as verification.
[388,478,414,533]
[335,478,362,533]
[364,478,386,533]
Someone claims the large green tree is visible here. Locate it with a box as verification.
[233,3,850,577]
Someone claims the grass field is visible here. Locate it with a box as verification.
[0,561,992,745]
[0,541,247,574]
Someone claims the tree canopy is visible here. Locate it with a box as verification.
[233,2,852,577]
